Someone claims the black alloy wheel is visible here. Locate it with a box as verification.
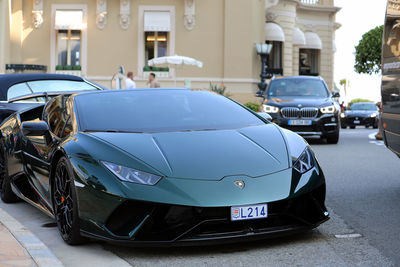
[0,139,19,203]
[53,157,85,245]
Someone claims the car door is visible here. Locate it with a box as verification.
[382,2,400,155]
[22,95,72,203]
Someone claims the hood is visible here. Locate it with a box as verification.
[345,110,377,117]
[89,124,289,180]
[265,96,332,108]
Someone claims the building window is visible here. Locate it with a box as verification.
[145,32,168,62]
[266,41,283,75]
[299,49,319,76]
[56,30,81,68]
[54,10,84,70]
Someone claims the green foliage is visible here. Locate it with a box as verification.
[348,98,374,107]
[354,25,383,75]
[64,65,73,71]
[244,102,260,112]
[209,83,231,97]
[73,65,81,71]
[143,66,151,72]
[55,65,63,71]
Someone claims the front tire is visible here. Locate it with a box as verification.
[326,133,339,144]
[52,157,85,245]
[0,139,19,203]
[350,126,356,129]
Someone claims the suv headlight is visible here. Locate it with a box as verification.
[370,113,377,118]
[102,161,162,185]
[320,105,336,114]
[263,105,279,113]
[340,113,345,118]
[293,147,315,174]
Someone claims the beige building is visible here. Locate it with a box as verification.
[0,0,340,103]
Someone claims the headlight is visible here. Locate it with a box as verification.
[340,113,345,118]
[320,105,336,114]
[263,105,279,113]
[102,161,162,185]
[293,147,315,174]
[370,113,377,118]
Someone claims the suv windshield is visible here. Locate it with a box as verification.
[75,90,265,133]
[350,103,377,111]
[267,79,329,98]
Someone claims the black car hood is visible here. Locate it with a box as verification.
[264,96,332,108]
[345,110,378,117]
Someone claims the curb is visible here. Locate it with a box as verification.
[0,207,64,267]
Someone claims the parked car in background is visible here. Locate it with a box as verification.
[259,76,340,144]
[0,74,105,123]
[340,102,379,129]
[0,89,329,245]
[382,1,400,157]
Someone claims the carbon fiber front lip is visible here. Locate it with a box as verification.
[80,214,329,247]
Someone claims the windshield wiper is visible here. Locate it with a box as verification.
[84,129,144,133]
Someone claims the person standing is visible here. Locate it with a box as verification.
[125,72,136,89]
[148,73,160,88]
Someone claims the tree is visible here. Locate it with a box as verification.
[339,79,349,96]
[354,25,383,75]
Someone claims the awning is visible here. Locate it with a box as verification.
[265,22,285,42]
[144,11,171,32]
[55,10,84,30]
[293,27,306,46]
[301,32,322,50]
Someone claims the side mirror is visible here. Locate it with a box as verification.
[332,92,340,98]
[255,90,265,98]
[21,121,49,137]
[257,112,272,121]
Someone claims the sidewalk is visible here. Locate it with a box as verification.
[0,222,36,267]
[0,207,63,267]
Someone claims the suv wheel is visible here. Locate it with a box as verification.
[326,133,339,144]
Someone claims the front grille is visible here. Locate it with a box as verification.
[281,107,299,118]
[281,107,318,119]
[300,107,318,118]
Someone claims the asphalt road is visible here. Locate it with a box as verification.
[0,128,399,266]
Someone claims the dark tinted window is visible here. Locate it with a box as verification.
[350,103,377,111]
[268,79,329,98]
[45,95,72,138]
[75,90,265,133]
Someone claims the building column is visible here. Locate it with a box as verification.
[0,0,10,73]
[9,0,23,64]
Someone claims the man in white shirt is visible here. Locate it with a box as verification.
[125,72,136,89]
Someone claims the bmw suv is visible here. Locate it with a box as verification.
[260,76,340,144]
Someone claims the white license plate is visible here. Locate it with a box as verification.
[288,120,312,126]
[354,120,360,124]
[231,204,268,221]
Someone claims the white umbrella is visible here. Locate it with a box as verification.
[148,55,203,68]
[147,55,203,86]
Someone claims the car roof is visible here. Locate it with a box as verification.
[272,76,323,81]
[74,88,190,97]
[0,73,84,101]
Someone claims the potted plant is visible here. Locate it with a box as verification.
[64,65,73,71]
[73,65,81,71]
[55,65,63,71]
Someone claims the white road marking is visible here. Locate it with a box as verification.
[335,233,362,239]
[369,141,385,146]
[368,133,379,140]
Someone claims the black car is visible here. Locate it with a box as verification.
[0,73,105,123]
[341,102,379,129]
[381,1,400,158]
[260,76,340,144]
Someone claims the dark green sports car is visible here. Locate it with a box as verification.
[0,89,329,246]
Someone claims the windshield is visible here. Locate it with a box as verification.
[8,80,100,102]
[350,103,377,111]
[267,79,329,98]
[75,90,265,133]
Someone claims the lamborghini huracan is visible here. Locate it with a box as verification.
[0,88,329,246]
